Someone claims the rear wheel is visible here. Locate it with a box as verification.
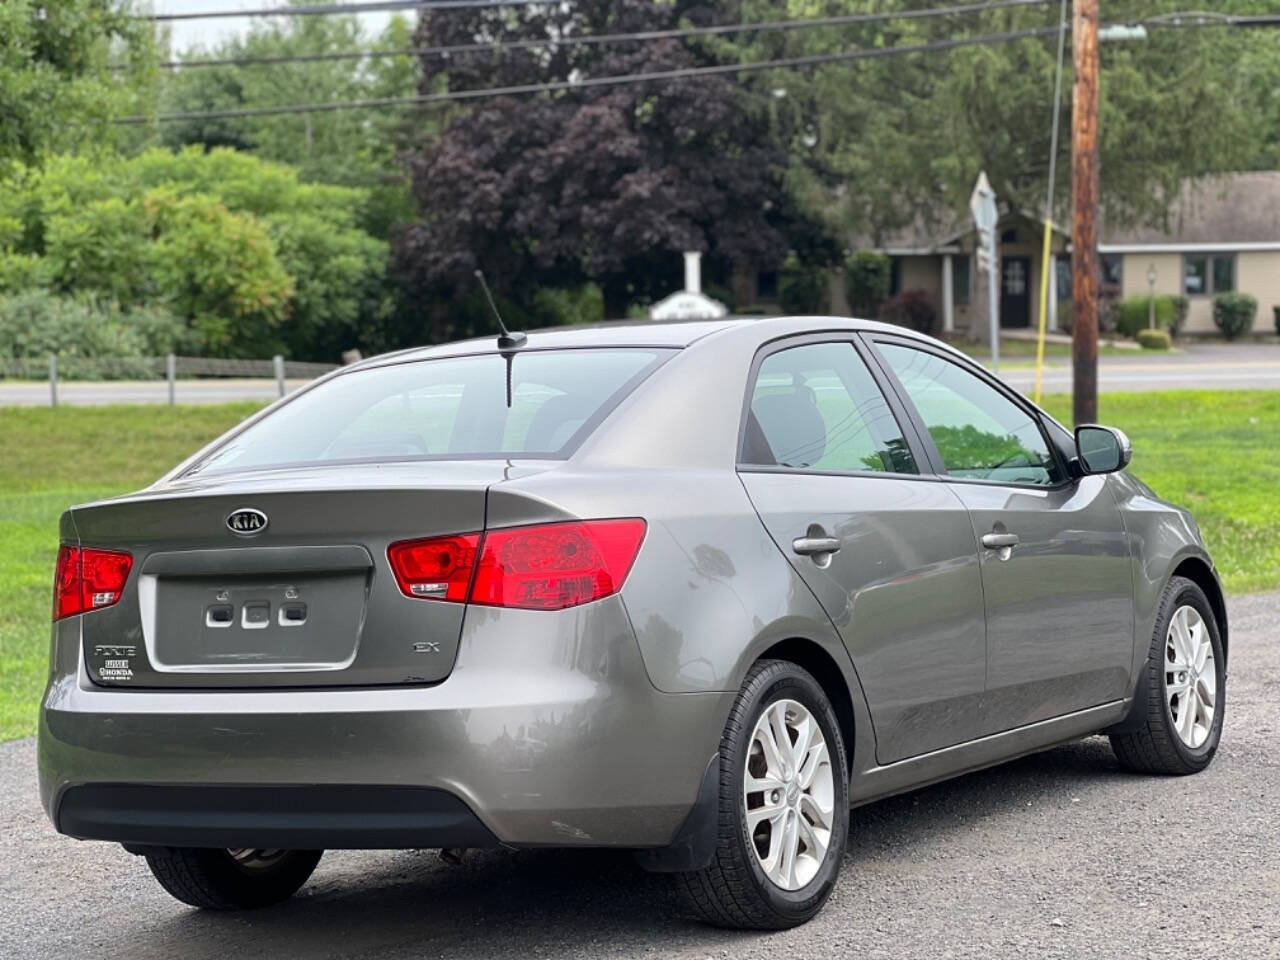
[143,847,323,910]
[677,659,849,930]
[1110,576,1226,775]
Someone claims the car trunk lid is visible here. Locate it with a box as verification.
[73,461,549,688]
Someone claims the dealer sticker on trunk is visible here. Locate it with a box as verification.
[94,645,136,681]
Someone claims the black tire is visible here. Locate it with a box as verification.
[143,847,323,910]
[677,659,850,930]
[1110,576,1226,775]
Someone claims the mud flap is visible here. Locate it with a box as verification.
[633,752,719,873]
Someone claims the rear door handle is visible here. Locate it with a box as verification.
[793,536,841,556]
[981,532,1020,549]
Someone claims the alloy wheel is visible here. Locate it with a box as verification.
[743,698,835,891]
[226,848,289,871]
[1165,604,1216,749]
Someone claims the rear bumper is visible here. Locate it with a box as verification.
[57,784,500,850]
[39,597,732,849]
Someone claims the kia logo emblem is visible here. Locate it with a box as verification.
[226,508,268,536]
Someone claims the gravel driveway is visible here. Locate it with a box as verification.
[3,594,1277,960]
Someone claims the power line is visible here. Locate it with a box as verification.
[1139,11,1280,29]
[116,24,1063,124]
[141,0,544,21]
[132,0,1057,69]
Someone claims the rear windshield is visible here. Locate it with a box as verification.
[186,348,672,476]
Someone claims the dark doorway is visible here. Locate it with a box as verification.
[1000,256,1031,328]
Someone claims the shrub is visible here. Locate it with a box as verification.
[844,250,891,316]
[1212,292,1257,340]
[1114,295,1176,338]
[1136,328,1171,350]
[0,148,389,361]
[1273,305,1280,336]
[703,283,736,312]
[0,290,194,377]
[778,256,827,314]
[531,284,604,326]
[1098,290,1120,333]
[878,289,938,335]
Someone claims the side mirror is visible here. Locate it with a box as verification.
[1074,424,1132,475]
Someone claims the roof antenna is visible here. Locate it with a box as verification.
[474,270,527,350]
[474,269,523,408]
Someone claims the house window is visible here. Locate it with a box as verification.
[1184,254,1235,296]
[952,255,971,305]
[1100,254,1123,291]
[1212,256,1235,294]
[1056,259,1072,301]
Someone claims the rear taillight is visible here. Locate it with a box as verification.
[472,518,647,611]
[53,545,133,620]
[387,519,646,611]
[387,533,481,601]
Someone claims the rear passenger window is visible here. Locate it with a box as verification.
[741,342,917,474]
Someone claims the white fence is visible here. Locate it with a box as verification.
[0,354,339,407]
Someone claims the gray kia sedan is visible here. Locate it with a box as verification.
[39,316,1227,929]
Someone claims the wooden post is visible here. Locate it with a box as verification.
[1071,0,1100,425]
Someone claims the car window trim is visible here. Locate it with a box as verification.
[734,332,932,479]
[859,332,1075,492]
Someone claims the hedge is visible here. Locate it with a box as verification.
[1213,293,1257,340]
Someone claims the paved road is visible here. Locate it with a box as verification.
[0,378,314,406]
[3,594,1277,960]
[986,342,1280,392]
[1,344,1277,405]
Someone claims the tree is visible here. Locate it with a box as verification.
[0,0,155,167]
[0,148,390,359]
[727,0,1280,243]
[394,0,832,333]
[153,8,420,239]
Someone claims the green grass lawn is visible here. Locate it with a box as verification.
[1039,391,1280,596]
[1,392,1277,742]
[0,404,262,742]
[944,335,1140,364]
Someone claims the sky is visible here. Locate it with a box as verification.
[147,0,394,52]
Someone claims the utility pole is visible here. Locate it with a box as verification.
[1071,0,1100,425]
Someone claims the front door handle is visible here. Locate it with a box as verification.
[793,536,841,556]
[981,533,1020,549]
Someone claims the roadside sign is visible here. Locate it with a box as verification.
[969,171,998,234]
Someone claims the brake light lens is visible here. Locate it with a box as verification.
[471,519,647,611]
[388,533,481,601]
[387,519,646,611]
[53,545,133,620]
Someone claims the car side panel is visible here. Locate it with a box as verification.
[1106,471,1227,677]
[946,475,1135,735]
[740,471,988,764]
[489,468,860,696]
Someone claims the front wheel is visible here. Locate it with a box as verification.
[1110,576,1226,775]
[143,847,323,910]
[677,659,849,930]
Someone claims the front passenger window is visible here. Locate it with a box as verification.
[877,344,1062,486]
[742,342,916,474]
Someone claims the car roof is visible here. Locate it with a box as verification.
[350,315,926,369]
